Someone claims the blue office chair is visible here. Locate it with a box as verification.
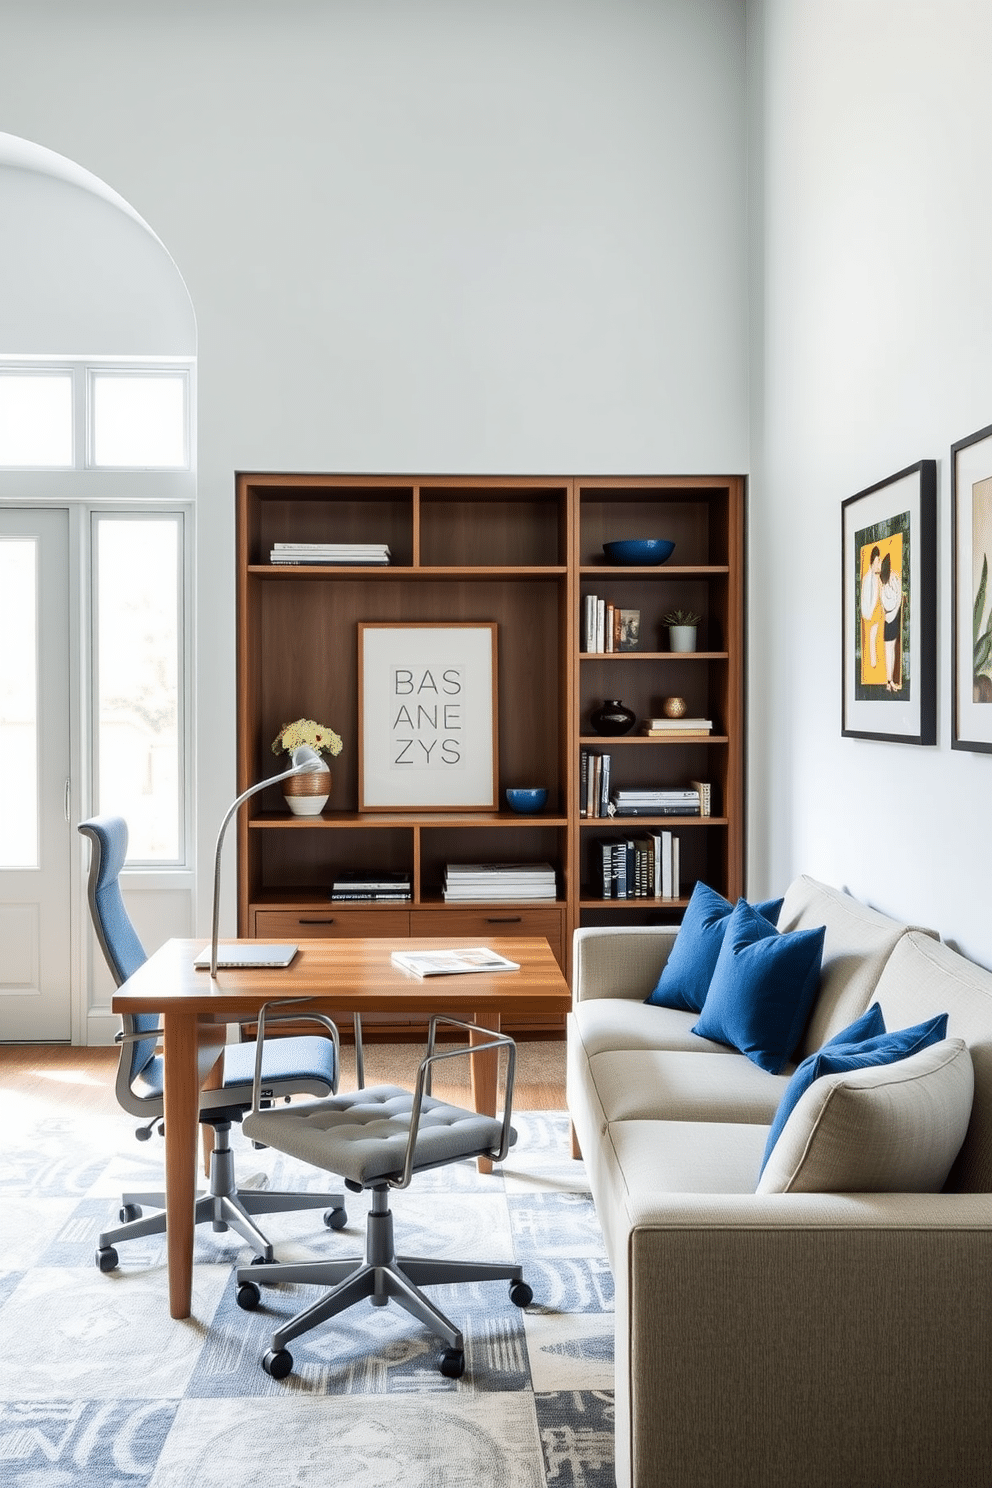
[79,814,348,1272]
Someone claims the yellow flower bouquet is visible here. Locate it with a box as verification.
[271,717,343,759]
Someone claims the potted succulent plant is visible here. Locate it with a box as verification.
[662,608,701,653]
[271,717,343,815]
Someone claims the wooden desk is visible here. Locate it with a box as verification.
[111,935,570,1319]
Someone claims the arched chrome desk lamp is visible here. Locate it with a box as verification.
[196,745,325,977]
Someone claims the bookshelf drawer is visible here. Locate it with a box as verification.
[409,907,564,966]
[252,908,412,938]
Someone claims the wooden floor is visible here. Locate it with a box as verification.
[0,1037,568,1116]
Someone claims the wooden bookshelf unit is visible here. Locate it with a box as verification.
[235,472,745,1028]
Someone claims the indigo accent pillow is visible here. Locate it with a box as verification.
[758,1010,949,1176]
[645,882,785,1014]
[690,898,825,1074]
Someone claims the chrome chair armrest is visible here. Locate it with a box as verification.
[393,1016,517,1189]
[115,1027,164,1044]
[249,998,342,1114]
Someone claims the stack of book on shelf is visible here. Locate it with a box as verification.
[579,749,613,818]
[639,716,713,738]
[608,787,701,817]
[269,542,391,566]
[329,871,411,901]
[443,862,557,902]
[582,594,640,652]
[590,830,681,900]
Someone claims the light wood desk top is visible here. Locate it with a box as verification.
[112,935,571,1319]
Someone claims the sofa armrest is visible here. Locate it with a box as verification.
[572,924,678,1003]
[618,1189,992,1488]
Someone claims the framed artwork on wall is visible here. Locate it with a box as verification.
[358,621,498,809]
[841,460,936,745]
[952,422,992,752]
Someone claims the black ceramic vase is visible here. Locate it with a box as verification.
[589,699,636,736]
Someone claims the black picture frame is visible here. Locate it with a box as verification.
[952,423,992,752]
[841,460,936,745]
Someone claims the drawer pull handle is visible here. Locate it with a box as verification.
[299,917,335,925]
[486,915,522,924]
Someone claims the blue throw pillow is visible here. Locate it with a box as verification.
[758,1010,949,1176]
[645,882,785,1013]
[690,898,826,1073]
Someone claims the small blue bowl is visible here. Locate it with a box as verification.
[603,538,675,566]
[505,787,548,814]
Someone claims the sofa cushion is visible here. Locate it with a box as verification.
[757,1038,974,1194]
[778,875,937,1059]
[569,999,736,1060]
[588,1049,789,1125]
[758,1007,947,1176]
[690,898,826,1074]
[645,882,783,1013]
[872,930,992,1192]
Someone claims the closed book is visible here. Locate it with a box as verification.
[641,717,713,730]
[689,779,713,816]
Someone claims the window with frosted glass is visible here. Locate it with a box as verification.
[96,518,182,861]
[0,373,73,467]
[91,372,188,468]
[0,540,39,867]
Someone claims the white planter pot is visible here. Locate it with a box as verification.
[668,625,697,653]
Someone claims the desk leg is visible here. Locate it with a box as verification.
[162,1011,223,1319]
[470,1015,500,1176]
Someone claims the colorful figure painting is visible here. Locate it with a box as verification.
[854,512,910,701]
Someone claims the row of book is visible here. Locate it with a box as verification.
[580,749,711,818]
[269,542,392,566]
[590,831,682,899]
[329,871,411,901]
[443,862,557,902]
[582,594,640,652]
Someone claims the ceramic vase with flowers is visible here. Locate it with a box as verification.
[271,718,343,815]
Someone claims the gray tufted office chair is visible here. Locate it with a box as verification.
[235,1003,533,1381]
[79,814,348,1271]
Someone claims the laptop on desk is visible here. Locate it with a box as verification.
[193,943,299,970]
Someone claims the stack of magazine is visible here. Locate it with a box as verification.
[269,542,391,566]
[329,871,411,901]
[443,862,557,901]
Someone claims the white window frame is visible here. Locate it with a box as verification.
[87,365,191,471]
[0,365,76,470]
[0,357,194,473]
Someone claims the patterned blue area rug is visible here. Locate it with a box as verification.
[0,1096,614,1488]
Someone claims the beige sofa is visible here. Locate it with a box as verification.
[566,875,992,1488]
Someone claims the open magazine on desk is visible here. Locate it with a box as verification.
[389,947,521,978]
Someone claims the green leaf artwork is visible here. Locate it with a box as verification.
[974,553,992,700]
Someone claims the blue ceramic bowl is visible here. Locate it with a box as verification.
[505,787,548,813]
[603,538,675,566]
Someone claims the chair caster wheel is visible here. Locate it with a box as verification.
[250,1253,272,1266]
[262,1348,293,1379]
[119,1203,142,1223]
[96,1247,119,1272]
[440,1347,465,1378]
[509,1279,533,1308]
[236,1282,261,1311]
[324,1206,347,1230]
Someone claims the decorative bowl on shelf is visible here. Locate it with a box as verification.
[505,787,548,813]
[603,538,675,566]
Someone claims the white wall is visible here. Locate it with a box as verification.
[748,0,992,965]
[0,0,749,943]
